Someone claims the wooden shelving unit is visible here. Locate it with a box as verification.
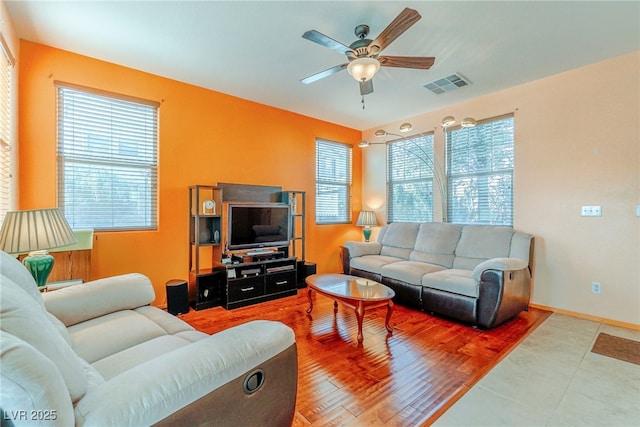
[188,185,224,310]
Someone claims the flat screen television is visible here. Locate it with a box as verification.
[227,203,291,251]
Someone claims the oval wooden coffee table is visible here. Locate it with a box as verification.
[305,273,395,344]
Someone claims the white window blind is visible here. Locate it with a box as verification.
[57,84,159,231]
[0,38,14,225]
[316,139,352,224]
[447,115,514,225]
[387,134,435,222]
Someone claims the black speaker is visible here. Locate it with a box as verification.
[305,262,317,277]
[296,260,305,286]
[297,261,317,288]
[166,279,189,315]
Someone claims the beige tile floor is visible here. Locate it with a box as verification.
[434,313,640,426]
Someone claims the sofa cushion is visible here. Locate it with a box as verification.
[379,222,420,260]
[79,356,106,389]
[133,306,197,335]
[0,331,75,426]
[422,269,477,298]
[43,273,155,327]
[410,223,463,268]
[350,255,403,275]
[381,261,446,286]
[0,250,44,307]
[47,311,72,346]
[0,278,88,403]
[453,225,514,270]
[92,335,202,380]
[68,310,170,363]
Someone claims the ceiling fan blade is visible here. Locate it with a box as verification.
[370,8,421,54]
[359,79,374,96]
[378,56,435,69]
[300,63,348,84]
[302,30,353,56]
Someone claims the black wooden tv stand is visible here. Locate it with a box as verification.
[220,257,297,310]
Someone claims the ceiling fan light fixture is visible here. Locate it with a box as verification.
[461,117,477,127]
[358,140,371,148]
[374,129,387,137]
[347,57,380,82]
[441,116,456,128]
[399,123,413,133]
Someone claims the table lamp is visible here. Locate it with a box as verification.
[356,210,378,242]
[0,208,77,288]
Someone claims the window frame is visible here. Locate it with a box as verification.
[0,36,15,225]
[386,132,436,223]
[315,138,352,225]
[446,114,514,226]
[56,83,159,231]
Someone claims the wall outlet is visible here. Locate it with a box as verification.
[581,205,602,217]
[591,282,601,294]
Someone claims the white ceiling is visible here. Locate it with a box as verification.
[6,1,640,130]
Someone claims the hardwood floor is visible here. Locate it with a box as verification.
[180,289,550,426]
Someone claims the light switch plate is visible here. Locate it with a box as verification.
[581,205,602,217]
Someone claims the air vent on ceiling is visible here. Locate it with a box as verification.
[423,73,471,94]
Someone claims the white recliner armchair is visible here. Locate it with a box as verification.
[0,250,297,426]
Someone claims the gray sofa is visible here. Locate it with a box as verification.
[340,222,534,328]
[0,250,297,426]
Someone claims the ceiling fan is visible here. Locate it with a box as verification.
[300,7,435,96]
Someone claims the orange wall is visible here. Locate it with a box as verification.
[18,40,362,304]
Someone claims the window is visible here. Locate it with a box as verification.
[387,133,435,222]
[0,37,15,225]
[315,139,352,224]
[447,115,514,225]
[57,84,159,230]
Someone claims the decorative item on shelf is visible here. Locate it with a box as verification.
[0,208,77,289]
[288,193,297,214]
[356,210,378,242]
[213,230,220,243]
[202,199,216,215]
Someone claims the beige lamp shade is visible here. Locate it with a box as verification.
[356,211,379,227]
[0,208,77,255]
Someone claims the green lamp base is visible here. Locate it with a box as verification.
[362,227,372,242]
[22,251,55,288]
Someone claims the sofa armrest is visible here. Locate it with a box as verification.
[340,241,382,274]
[342,241,382,258]
[42,273,155,327]
[74,320,297,427]
[472,257,529,283]
[476,263,532,329]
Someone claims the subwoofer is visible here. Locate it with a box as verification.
[166,279,189,315]
[297,261,317,288]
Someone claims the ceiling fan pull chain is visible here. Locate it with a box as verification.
[361,95,365,110]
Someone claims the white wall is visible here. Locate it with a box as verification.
[362,52,640,326]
